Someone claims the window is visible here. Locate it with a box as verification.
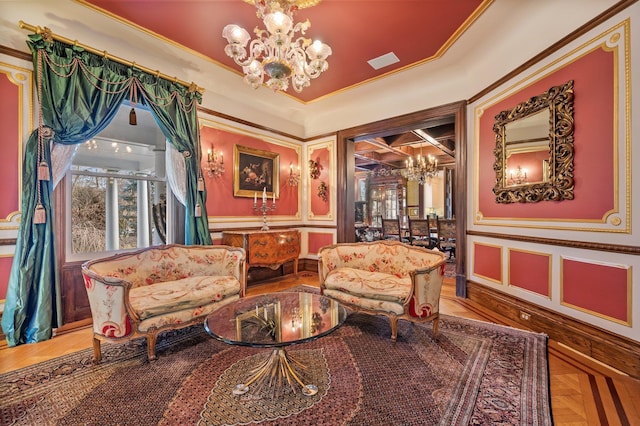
[65,104,169,259]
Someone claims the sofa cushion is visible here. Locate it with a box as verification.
[323,289,405,316]
[136,294,240,332]
[129,275,240,320]
[323,267,411,305]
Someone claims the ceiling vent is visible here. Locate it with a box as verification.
[367,52,400,70]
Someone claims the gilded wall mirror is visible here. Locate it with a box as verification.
[493,80,574,203]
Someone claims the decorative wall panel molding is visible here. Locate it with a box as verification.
[306,139,335,221]
[508,248,551,298]
[473,20,631,233]
[0,60,33,231]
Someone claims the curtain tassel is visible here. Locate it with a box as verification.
[129,108,137,126]
[195,203,201,217]
[197,177,204,192]
[38,161,50,181]
[33,203,46,224]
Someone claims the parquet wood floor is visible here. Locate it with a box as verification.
[1,272,639,425]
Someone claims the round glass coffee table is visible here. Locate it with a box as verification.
[204,291,347,397]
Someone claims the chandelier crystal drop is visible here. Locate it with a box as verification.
[402,149,438,185]
[222,0,331,92]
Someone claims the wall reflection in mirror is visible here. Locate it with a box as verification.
[493,80,574,203]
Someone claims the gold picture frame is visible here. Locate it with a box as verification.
[233,145,280,198]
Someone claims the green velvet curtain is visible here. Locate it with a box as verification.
[1,34,210,347]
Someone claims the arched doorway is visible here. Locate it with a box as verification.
[335,101,468,297]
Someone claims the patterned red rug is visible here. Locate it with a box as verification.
[0,295,552,425]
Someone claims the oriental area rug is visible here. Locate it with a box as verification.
[0,301,552,425]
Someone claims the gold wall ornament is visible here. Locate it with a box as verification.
[309,158,321,180]
[493,80,575,203]
[317,180,328,202]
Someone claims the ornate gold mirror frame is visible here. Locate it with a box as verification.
[493,80,574,203]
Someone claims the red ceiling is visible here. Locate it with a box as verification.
[83,0,488,103]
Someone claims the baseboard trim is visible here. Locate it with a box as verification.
[466,281,640,379]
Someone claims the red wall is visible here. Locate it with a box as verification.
[0,256,12,301]
[0,72,20,219]
[478,47,615,220]
[562,258,630,324]
[508,250,550,297]
[308,232,334,256]
[200,127,299,217]
[473,243,502,282]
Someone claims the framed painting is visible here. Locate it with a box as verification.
[233,145,280,198]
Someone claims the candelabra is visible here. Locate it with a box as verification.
[253,188,276,230]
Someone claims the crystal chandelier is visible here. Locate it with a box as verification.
[222,0,331,92]
[402,145,438,185]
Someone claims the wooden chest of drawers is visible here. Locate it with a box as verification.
[222,229,300,277]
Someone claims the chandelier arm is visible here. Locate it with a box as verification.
[293,19,311,35]
[248,38,267,59]
[223,2,329,93]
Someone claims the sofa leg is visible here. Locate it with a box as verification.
[432,315,439,336]
[390,316,398,342]
[92,336,102,364]
[146,333,158,361]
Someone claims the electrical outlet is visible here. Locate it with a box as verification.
[520,311,531,321]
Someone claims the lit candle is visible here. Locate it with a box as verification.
[263,187,267,203]
[254,192,257,204]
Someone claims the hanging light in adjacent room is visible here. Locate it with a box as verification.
[222,0,331,93]
[402,143,438,185]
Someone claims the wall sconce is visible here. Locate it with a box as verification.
[309,158,321,180]
[288,163,300,186]
[318,180,328,202]
[205,144,224,178]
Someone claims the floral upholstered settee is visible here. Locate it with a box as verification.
[318,241,446,341]
[81,244,246,362]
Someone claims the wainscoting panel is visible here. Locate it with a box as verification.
[561,257,632,326]
[508,248,551,298]
[307,232,334,257]
[0,255,12,305]
[60,262,92,325]
[473,242,502,283]
[466,280,640,379]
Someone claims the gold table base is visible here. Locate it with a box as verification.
[232,348,318,397]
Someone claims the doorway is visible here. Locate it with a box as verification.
[335,101,467,297]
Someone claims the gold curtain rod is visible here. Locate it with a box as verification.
[18,20,204,94]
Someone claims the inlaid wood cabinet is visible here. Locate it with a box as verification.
[222,229,300,278]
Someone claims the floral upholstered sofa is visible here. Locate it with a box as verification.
[81,244,246,362]
[318,240,446,341]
